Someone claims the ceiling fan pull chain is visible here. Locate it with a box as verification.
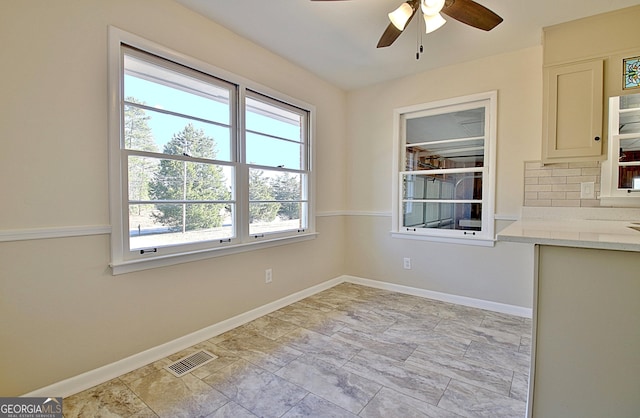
[420,12,424,54]
[416,11,422,60]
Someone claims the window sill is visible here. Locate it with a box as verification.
[391,231,496,247]
[110,232,318,275]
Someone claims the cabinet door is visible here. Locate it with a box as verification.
[542,59,603,162]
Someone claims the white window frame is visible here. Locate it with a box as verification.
[108,27,315,274]
[391,91,497,246]
[244,90,312,239]
[600,93,640,207]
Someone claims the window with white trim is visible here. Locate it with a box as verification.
[108,28,314,273]
[392,91,497,246]
[245,92,310,237]
[601,92,640,206]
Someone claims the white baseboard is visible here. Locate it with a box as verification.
[24,275,530,398]
[343,275,532,318]
[24,277,343,398]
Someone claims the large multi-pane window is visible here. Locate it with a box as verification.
[108,29,313,273]
[392,92,496,245]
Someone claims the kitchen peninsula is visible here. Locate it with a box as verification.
[498,208,640,418]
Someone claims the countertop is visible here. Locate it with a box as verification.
[498,218,640,252]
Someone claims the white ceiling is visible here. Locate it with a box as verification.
[175,0,640,90]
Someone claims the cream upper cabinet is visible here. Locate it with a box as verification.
[542,59,604,163]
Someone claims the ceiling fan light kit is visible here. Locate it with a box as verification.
[423,12,447,33]
[312,0,503,49]
[389,2,415,31]
[421,0,445,16]
[420,0,447,33]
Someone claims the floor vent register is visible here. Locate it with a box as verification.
[165,350,217,377]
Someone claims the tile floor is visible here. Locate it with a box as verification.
[63,283,532,417]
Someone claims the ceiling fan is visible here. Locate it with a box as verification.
[311,0,503,48]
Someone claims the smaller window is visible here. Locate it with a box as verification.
[392,92,497,246]
[245,92,310,237]
[601,92,640,206]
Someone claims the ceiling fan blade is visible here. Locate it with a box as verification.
[377,1,418,48]
[376,23,403,48]
[442,0,503,31]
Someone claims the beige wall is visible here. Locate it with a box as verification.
[4,0,599,397]
[543,5,640,69]
[344,46,543,307]
[0,0,347,396]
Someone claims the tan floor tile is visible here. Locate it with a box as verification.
[203,359,308,417]
[275,355,381,414]
[360,386,462,418]
[437,379,526,418]
[64,379,151,418]
[63,283,532,418]
[127,370,227,418]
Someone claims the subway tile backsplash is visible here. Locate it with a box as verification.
[523,161,601,207]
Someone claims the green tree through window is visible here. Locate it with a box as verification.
[149,123,230,232]
[125,98,159,211]
[270,172,300,220]
[249,169,280,223]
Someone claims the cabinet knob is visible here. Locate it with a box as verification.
[594,136,601,141]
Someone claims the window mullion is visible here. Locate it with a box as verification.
[245,129,303,145]
[401,167,484,176]
[405,136,485,148]
[236,87,250,243]
[125,149,234,167]
[124,101,232,130]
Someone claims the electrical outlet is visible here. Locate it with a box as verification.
[403,257,411,270]
[265,268,272,284]
[580,182,595,199]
